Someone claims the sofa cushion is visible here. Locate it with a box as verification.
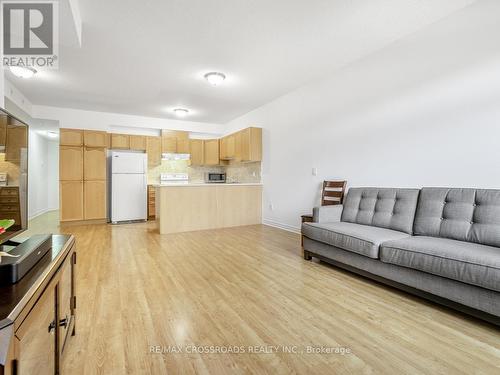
[414,187,500,247]
[302,222,410,259]
[341,188,420,234]
[380,236,500,292]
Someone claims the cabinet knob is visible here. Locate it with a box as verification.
[48,321,56,333]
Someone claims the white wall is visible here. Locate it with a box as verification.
[226,0,500,232]
[33,105,225,136]
[47,140,59,210]
[28,131,49,219]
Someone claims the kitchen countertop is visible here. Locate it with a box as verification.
[153,182,263,187]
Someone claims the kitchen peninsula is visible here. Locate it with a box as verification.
[156,183,262,234]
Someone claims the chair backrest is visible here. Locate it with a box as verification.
[321,181,347,206]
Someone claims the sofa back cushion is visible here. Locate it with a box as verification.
[414,188,500,247]
[341,188,420,234]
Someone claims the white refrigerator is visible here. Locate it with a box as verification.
[109,150,148,223]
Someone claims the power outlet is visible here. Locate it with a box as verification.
[312,167,318,176]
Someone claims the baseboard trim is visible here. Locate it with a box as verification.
[28,208,54,220]
[263,219,301,234]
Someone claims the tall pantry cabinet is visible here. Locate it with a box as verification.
[59,129,107,222]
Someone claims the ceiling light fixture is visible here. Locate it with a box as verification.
[173,108,189,117]
[47,131,58,138]
[204,72,226,86]
[10,66,37,79]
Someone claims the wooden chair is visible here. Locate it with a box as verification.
[301,180,347,223]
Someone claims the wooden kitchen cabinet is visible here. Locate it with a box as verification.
[0,236,77,375]
[161,130,177,153]
[111,133,130,149]
[220,134,235,160]
[189,139,204,165]
[14,286,56,375]
[60,181,84,221]
[240,127,262,162]
[60,146,83,181]
[5,124,28,161]
[58,255,75,355]
[130,135,147,150]
[84,147,106,180]
[84,130,107,147]
[148,185,156,219]
[84,180,106,220]
[60,129,83,146]
[204,139,220,165]
[161,130,190,153]
[176,131,190,153]
[146,136,162,166]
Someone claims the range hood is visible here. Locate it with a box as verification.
[161,153,191,161]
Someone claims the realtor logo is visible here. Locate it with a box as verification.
[2,1,59,69]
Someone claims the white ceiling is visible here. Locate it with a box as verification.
[7,0,477,124]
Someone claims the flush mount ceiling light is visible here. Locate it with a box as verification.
[10,66,37,79]
[204,72,226,86]
[47,131,58,138]
[173,108,189,117]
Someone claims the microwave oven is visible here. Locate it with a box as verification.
[206,173,226,183]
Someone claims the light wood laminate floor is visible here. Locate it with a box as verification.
[23,212,500,374]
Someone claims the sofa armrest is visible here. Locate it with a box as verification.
[312,205,343,223]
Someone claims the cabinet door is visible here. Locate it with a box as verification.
[233,131,242,162]
[161,134,177,153]
[60,181,84,221]
[15,286,56,375]
[241,127,262,162]
[111,134,130,149]
[60,146,83,181]
[176,131,190,153]
[146,136,161,166]
[189,139,204,165]
[60,129,83,146]
[84,181,106,219]
[84,130,107,147]
[130,135,146,150]
[58,254,75,355]
[204,139,220,165]
[5,124,27,161]
[84,147,106,180]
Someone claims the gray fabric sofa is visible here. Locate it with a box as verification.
[301,187,500,325]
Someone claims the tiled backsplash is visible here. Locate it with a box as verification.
[148,160,261,184]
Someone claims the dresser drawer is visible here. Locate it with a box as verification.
[0,187,19,196]
[0,196,19,204]
[0,204,20,212]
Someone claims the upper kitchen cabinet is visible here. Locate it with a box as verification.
[84,130,107,147]
[161,130,190,153]
[84,147,107,180]
[189,139,204,165]
[146,136,161,166]
[60,129,83,146]
[60,146,83,181]
[111,133,130,149]
[240,127,262,162]
[5,122,28,162]
[220,134,236,160]
[130,135,147,150]
[176,131,190,153]
[204,139,220,165]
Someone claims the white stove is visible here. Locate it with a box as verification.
[160,173,189,185]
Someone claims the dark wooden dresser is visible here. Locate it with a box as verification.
[0,235,76,375]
